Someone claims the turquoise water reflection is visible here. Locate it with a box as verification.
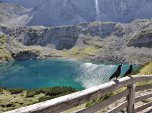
[0,59,139,90]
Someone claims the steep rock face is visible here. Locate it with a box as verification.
[28,0,95,26]
[0,3,34,27]
[2,0,152,26]
[2,0,38,8]
[127,30,152,48]
[12,49,40,61]
[12,26,80,50]
[10,22,116,50]
[80,22,116,38]
[1,19,152,65]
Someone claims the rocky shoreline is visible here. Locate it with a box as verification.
[0,19,152,65]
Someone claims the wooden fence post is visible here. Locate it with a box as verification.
[127,84,136,113]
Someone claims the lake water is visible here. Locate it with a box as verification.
[0,59,139,90]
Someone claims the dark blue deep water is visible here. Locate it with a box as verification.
[0,59,139,90]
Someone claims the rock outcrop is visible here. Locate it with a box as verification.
[1,0,152,65]
[0,19,151,65]
[11,49,40,61]
[2,0,152,26]
[0,3,34,27]
[127,30,152,48]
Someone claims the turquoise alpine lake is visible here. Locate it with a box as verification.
[0,59,139,90]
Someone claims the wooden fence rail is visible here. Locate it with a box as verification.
[5,75,152,113]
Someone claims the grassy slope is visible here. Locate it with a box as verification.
[0,87,76,113]
[138,61,152,75]
[135,61,152,86]
[0,35,12,62]
[0,89,44,113]
[45,36,102,60]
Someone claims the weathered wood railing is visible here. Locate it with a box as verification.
[5,75,152,113]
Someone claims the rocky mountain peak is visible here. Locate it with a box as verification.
[1,0,152,26]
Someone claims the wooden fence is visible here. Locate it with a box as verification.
[5,75,152,113]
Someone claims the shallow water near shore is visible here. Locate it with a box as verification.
[0,59,139,90]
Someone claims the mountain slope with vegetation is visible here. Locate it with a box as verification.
[0,35,12,63]
[138,61,152,75]
[0,87,76,113]
[0,19,152,65]
[0,2,151,65]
